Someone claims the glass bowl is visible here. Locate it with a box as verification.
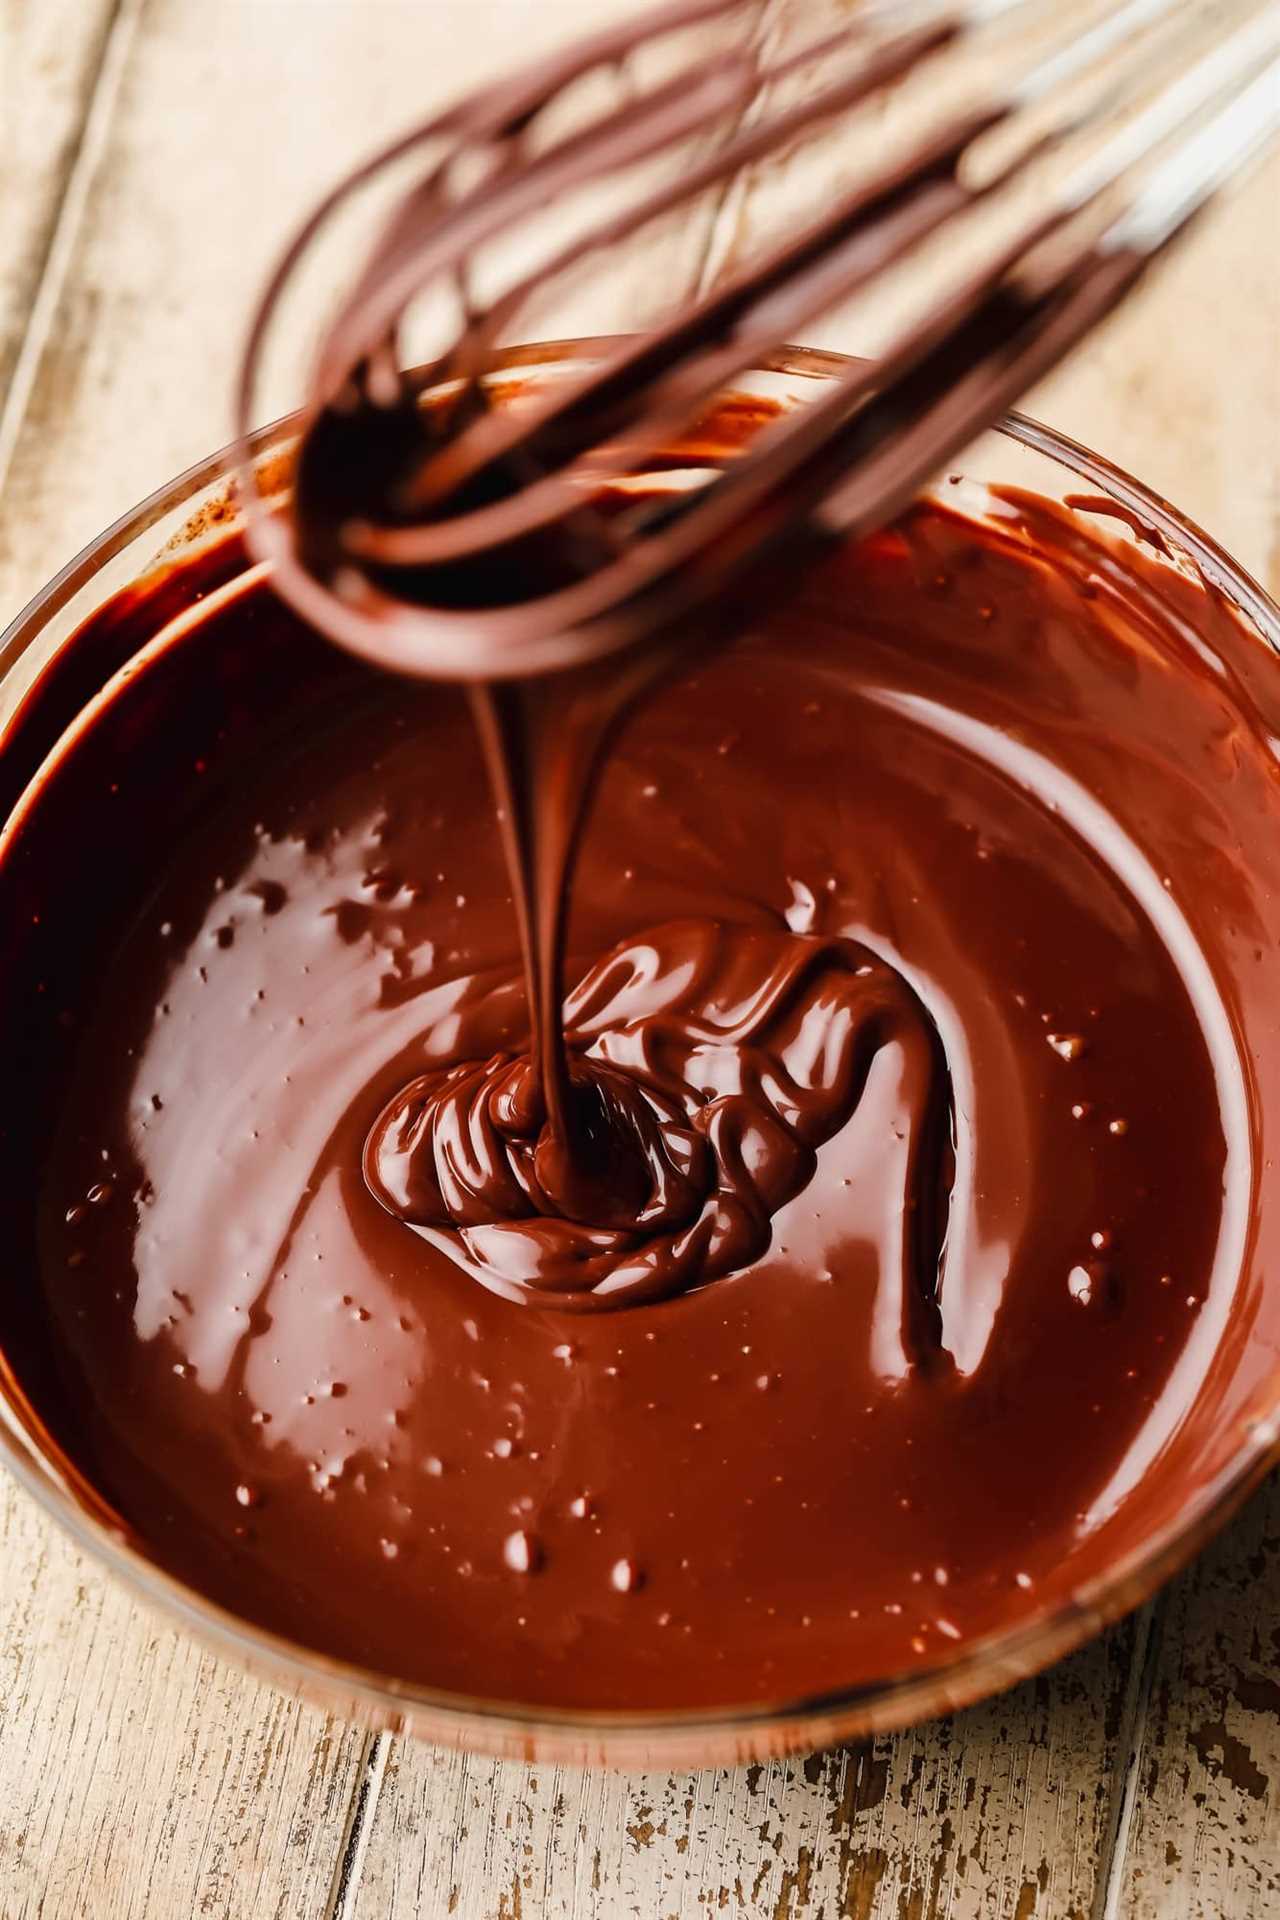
[2,339,1278,1769]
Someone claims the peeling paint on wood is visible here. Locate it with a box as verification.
[0,1472,369,1917]
[350,1622,1144,1918]
[1118,1473,1280,1920]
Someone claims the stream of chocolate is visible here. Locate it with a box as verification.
[296,383,960,1324]
[364,657,954,1328]
[2,440,1277,1710]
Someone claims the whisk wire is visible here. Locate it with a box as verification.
[237,0,1280,679]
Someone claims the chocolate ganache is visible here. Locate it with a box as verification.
[0,412,1277,1712]
[303,393,959,1328]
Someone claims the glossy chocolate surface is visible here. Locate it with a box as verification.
[2,469,1279,1711]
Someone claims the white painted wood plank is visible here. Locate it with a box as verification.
[351,1620,1143,1918]
[0,0,734,625]
[697,1,1280,595]
[0,1457,373,1918]
[0,0,117,403]
[1028,157,1280,601]
[1118,1473,1280,1920]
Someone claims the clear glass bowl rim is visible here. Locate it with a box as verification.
[2,336,1279,1763]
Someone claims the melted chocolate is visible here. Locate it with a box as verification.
[363,921,952,1327]
[303,374,964,1318]
[2,467,1278,1712]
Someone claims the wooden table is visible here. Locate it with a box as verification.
[2,4,1278,1914]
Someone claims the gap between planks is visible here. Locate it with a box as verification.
[322,1729,394,1920]
[1093,1599,1165,1920]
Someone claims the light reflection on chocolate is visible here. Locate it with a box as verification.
[0,449,1277,1712]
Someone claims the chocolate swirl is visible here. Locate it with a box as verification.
[365,918,952,1333]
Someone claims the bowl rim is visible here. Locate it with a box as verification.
[3,334,1280,1757]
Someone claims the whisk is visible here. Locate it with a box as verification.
[235,0,1280,681]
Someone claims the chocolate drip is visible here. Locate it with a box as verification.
[365,920,953,1335]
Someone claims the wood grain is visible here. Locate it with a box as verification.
[698,0,1280,595]
[1117,1472,1280,1920]
[2,2,1280,1916]
[0,0,118,412]
[0,0,740,626]
[0,1450,373,1919]
[350,1620,1147,1919]
[1029,156,1280,600]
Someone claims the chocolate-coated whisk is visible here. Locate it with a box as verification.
[237,0,1280,680]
